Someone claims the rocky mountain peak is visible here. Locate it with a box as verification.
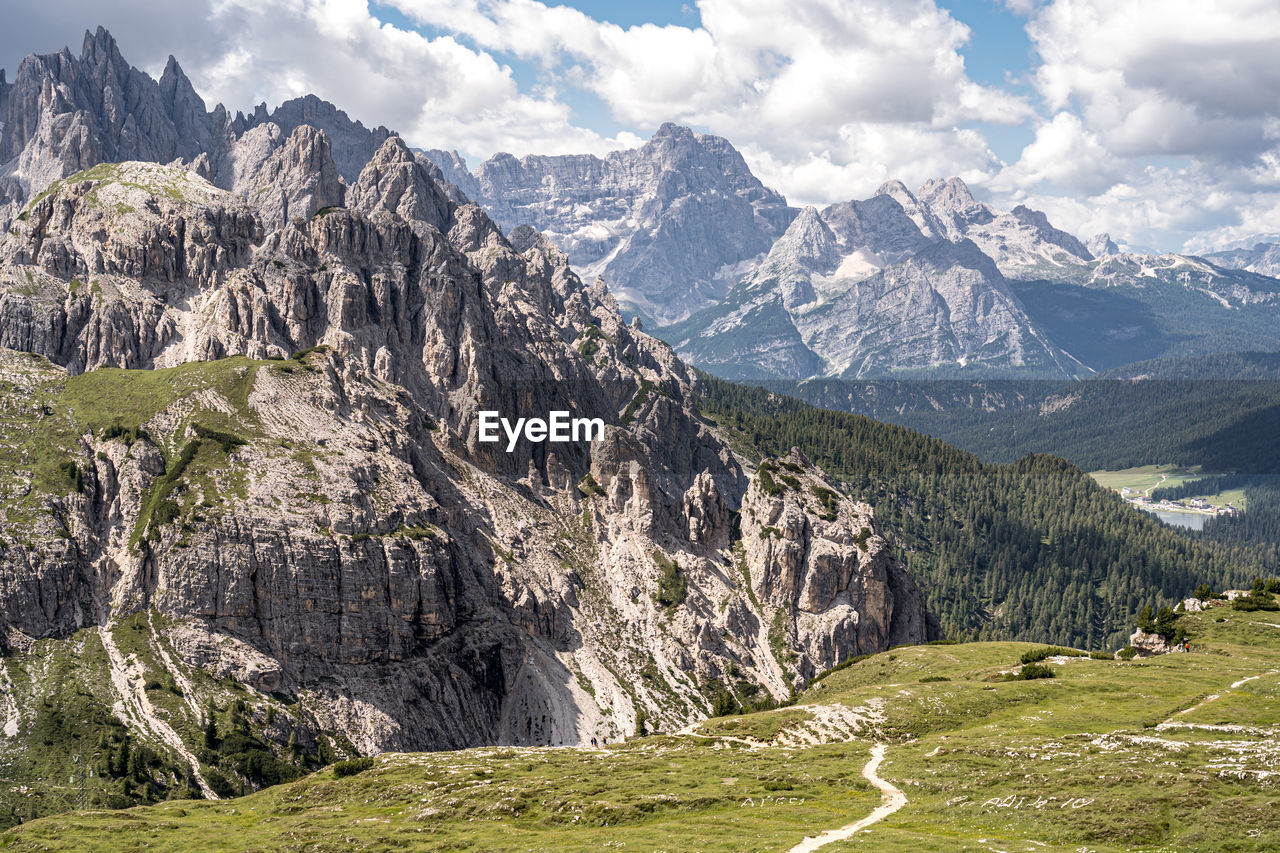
[917,176,977,212]
[348,135,451,231]
[233,94,392,182]
[874,179,912,199]
[226,123,344,229]
[80,25,126,67]
[1087,232,1119,256]
[820,195,931,262]
[650,121,696,143]
[664,182,1080,381]
[370,133,414,165]
[431,125,796,325]
[1010,205,1093,261]
[421,148,480,201]
[765,206,841,275]
[0,25,227,201]
[1203,239,1280,278]
[875,179,943,240]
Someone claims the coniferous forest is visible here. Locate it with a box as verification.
[699,376,1276,650]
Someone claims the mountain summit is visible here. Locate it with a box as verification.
[422,124,797,325]
[662,185,1082,379]
[0,29,935,814]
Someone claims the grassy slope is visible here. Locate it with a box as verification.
[1090,464,1201,495]
[7,606,1280,851]
[0,354,339,823]
[0,352,322,555]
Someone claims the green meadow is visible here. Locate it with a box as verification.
[5,605,1280,852]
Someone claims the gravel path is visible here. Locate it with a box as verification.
[788,743,906,852]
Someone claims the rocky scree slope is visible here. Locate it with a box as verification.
[0,130,933,806]
[423,123,796,325]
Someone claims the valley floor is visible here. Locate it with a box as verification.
[5,607,1280,851]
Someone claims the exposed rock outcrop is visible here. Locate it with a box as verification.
[915,177,1094,278]
[1128,628,1177,657]
[1087,232,1120,257]
[422,123,796,324]
[662,191,1081,380]
[231,93,392,183]
[224,124,345,230]
[0,145,935,768]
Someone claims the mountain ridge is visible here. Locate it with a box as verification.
[420,122,797,325]
[0,32,937,814]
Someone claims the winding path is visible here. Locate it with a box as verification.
[1157,669,1278,730]
[788,743,906,852]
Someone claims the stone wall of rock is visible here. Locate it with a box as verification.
[0,141,935,758]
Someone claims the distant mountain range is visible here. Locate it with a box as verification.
[4,27,1280,384]
[423,125,795,325]
[659,181,1085,379]
[423,149,1280,382]
[1204,241,1280,278]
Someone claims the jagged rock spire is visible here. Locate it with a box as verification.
[230,124,345,230]
[348,135,451,232]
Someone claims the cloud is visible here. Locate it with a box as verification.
[1001,158,1280,254]
[972,0,1280,251]
[991,112,1123,194]
[743,126,1000,208]
[387,0,1031,195]
[1027,0,1280,161]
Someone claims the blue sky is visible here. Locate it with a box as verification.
[5,0,1280,252]
[369,0,1041,162]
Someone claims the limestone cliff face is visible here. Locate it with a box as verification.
[739,451,932,672]
[0,137,935,766]
[422,123,796,325]
[224,124,346,231]
[663,194,1081,380]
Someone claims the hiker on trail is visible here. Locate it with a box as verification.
[591,736,597,747]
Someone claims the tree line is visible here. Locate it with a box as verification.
[699,375,1275,650]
